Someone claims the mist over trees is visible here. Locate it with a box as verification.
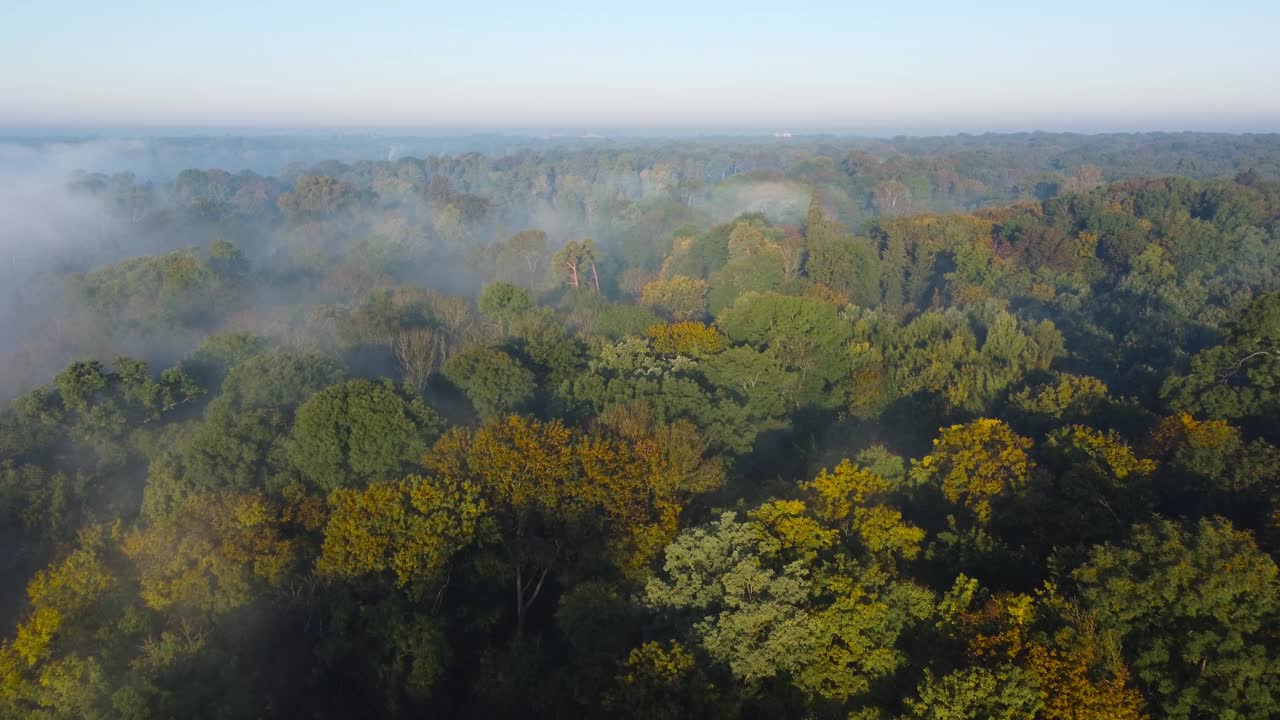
[2,131,1280,719]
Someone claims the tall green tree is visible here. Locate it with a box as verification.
[442,346,537,419]
[285,379,443,492]
[1073,517,1280,720]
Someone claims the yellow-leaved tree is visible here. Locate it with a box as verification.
[937,579,1148,720]
[802,460,925,567]
[915,418,1034,524]
[124,492,318,614]
[645,321,727,356]
[318,411,722,637]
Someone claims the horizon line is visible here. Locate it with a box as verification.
[4,125,1280,140]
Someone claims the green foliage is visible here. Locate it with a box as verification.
[605,641,730,720]
[642,276,709,321]
[442,346,536,419]
[278,174,361,221]
[847,305,1063,417]
[716,291,852,406]
[208,239,250,280]
[645,508,934,705]
[65,249,234,329]
[7,141,1280,719]
[1162,291,1280,431]
[214,349,346,415]
[552,238,601,290]
[589,303,663,341]
[806,198,883,306]
[499,229,550,288]
[1031,425,1158,548]
[479,282,534,333]
[1146,413,1280,504]
[661,224,731,279]
[140,349,345,513]
[285,379,443,492]
[901,665,1041,720]
[1073,517,1280,720]
[179,333,268,390]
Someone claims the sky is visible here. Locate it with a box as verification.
[1,0,1278,134]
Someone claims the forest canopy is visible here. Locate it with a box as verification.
[2,132,1280,719]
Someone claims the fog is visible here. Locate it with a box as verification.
[0,134,737,400]
[3,130,1279,404]
[3,125,1280,719]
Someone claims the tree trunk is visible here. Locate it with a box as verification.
[525,255,540,287]
[514,565,549,637]
[515,566,526,637]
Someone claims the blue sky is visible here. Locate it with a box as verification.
[1,0,1278,132]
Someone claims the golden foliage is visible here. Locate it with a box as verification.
[919,419,1033,524]
[749,500,837,561]
[1076,231,1100,258]
[951,283,1003,308]
[423,414,723,578]
[123,493,303,613]
[807,282,850,306]
[1010,373,1109,418]
[1146,411,1236,456]
[947,588,1149,720]
[0,525,118,697]
[317,475,487,588]
[1057,426,1157,479]
[801,460,925,564]
[1026,631,1148,720]
[645,321,728,356]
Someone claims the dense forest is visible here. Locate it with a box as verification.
[2,132,1280,719]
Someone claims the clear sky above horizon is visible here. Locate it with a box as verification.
[2,0,1278,133]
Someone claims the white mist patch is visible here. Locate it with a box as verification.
[0,140,159,402]
[707,179,810,224]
